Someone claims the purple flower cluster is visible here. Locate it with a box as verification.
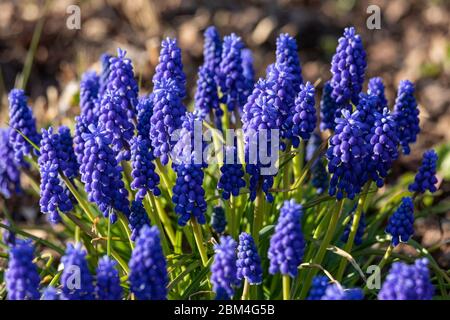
[203,26,222,75]
[5,240,40,300]
[330,27,367,107]
[378,258,434,300]
[307,276,329,300]
[321,284,364,300]
[128,200,151,241]
[237,232,262,285]
[153,38,187,99]
[367,77,387,111]
[95,256,123,300]
[79,126,130,222]
[341,210,366,246]
[129,225,168,300]
[268,200,305,277]
[393,80,420,155]
[99,53,112,96]
[211,206,227,234]
[38,127,74,223]
[41,286,59,300]
[0,128,21,198]
[218,146,246,200]
[409,150,438,194]
[61,243,95,300]
[79,71,100,125]
[211,236,239,298]
[275,33,302,89]
[194,65,221,121]
[319,81,338,131]
[291,82,317,141]
[8,89,40,165]
[218,34,246,112]
[241,48,255,101]
[386,197,414,246]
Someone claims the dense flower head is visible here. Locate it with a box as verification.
[393,80,420,154]
[153,38,187,99]
[95,256,123,300]
[291,82,317,141]
[321,284,364,300]
[2,220,16,246]
[99,53,112,96]
[378,258,434,300]
[237,232,262,285]
[203,26,222,74]
[79,71,100,125]
[215,287,230,300]
[386,197,414,246]
[409,150,438,194]
[105,48,138,114]
[57,126,79,179]
[41,286,59,300]
[38,127,74,223]
[268,200,305,277]
[341,209,366,246]
[73,115,89,166]
[241,48,255,100]
[98,91,135,162]
[330,27,366,108]
[129,225,168,300]
[211,206,227,234]
[311,159,329,195]
[319,81,339,131]
[150,78,186,165]
[61,243,95,300]
[79,125,130,222]
[307,276,330,300]
[128,200,151,241]
[5,239,40,300]
[136,94,154,139]
[218,33,246,111]
[355,93,379,127]
[211,236,239,298]
[326,110,370,199]
[242,79,281,202]
[0,128,21,198]
[8,89,41,165]
[366,108,399,187]
[367,77,388,110]
[194,65,221,120]
[218,146,246,200]
[275,33,303,89]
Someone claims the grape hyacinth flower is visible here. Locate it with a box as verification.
[355,93,379,127]
[321,284,364,300]
[41,286,59,300]
[218,146,246,200]
[409,150,438,194]
[307,276,329,300]
[341,211,366,246]
[275,33,303,89]
[99,53,112,96]
[150,79,186,165]
[211,206,227,234]
[366,108,399,188]
[2,220,16,246]
[393,80,420,154]
[8,89,41,165]
[326,110,369,200]
[5,240,40,300]
[268,200,305,277]
[80,125,130,222]
[194,65,221,121]
[73,115,89,166]
[218,34,246,112]
[237,232,263,285]
[378,258,434,300]
[128,200,151,241]
[79,71,100,125]
[38,127,74,223]
[211,236,239,298]
[386,197,414,246]
[58,126,79,179]
[367,77,387,111]
[319,82,338,131]
[291,82,317,142]
[61,243,95,300]
[0,128,21,198]
[330,27,367,107]
[242,79,281,202]
[153,38,187,99]
[95,256,123,300]
[129,225,168,300]
[241,48,255,100]
[215,287,230,300]
[203,26,222,74]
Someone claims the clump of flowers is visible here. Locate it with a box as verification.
[409,150,438,194]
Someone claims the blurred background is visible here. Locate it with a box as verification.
[0,0,449,263]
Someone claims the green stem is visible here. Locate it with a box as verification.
[151,193,176,246]
[282,275,290,300]
[252,187,265,245]
[107,214,112,257]
[241,279,250,300]
[74,226,80,244]
[191,217,209,267]
[156,159,173,198]
[299,200,344,299]
[336,183,371,281]
[144,193,171,254]
[293,141,305,202]
[283,142,292,201]
[378,243,394,271]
